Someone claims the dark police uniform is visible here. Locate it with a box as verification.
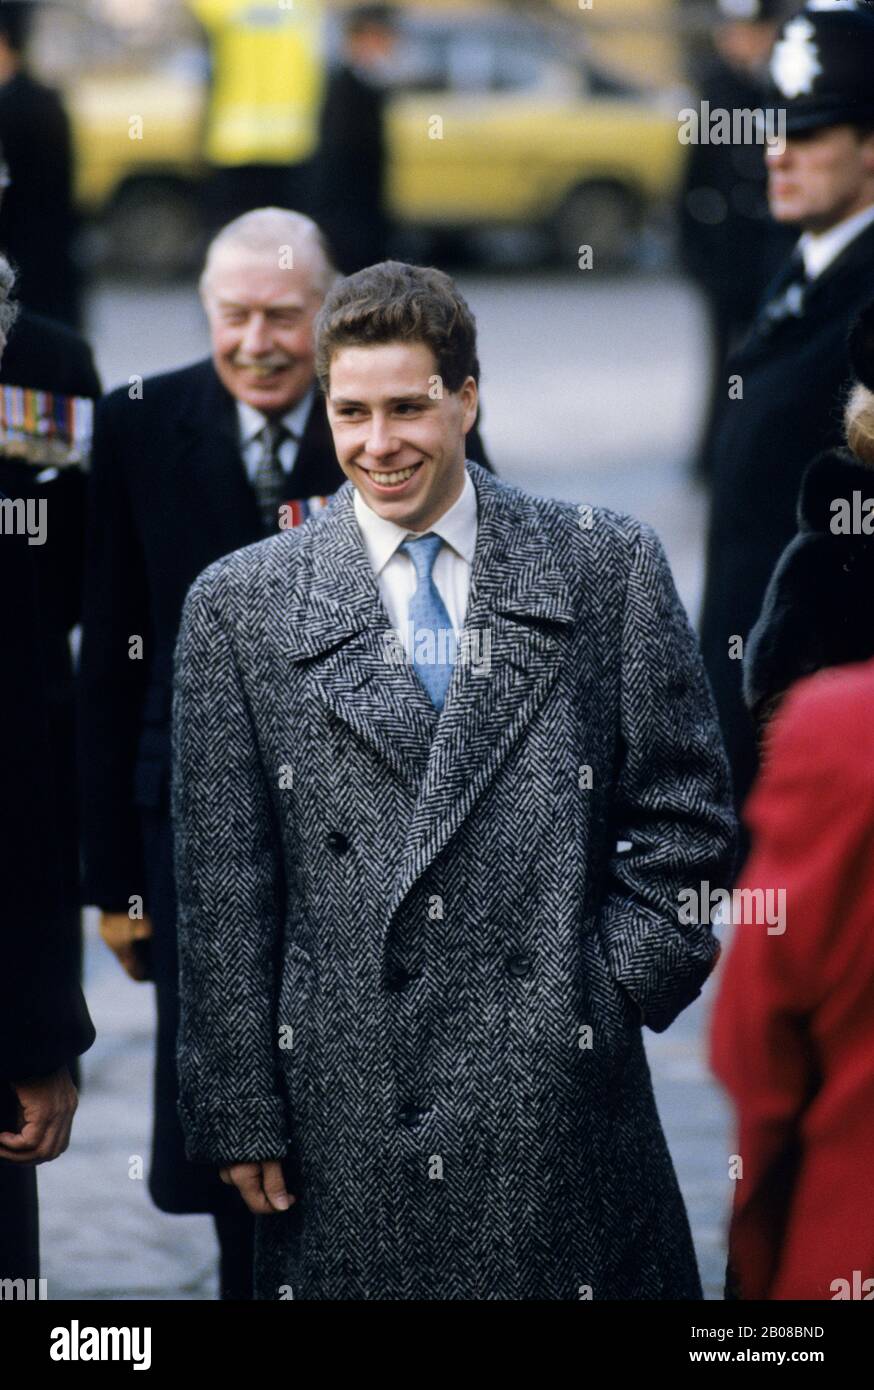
[699,2,874,827]
[679,0,796,476]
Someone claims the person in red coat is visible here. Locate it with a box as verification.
[710,657,874,1300]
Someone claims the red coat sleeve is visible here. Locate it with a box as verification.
[709,666,874,1299]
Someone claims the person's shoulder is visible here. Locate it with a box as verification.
[770,658,874,768]
[478,466,656,575]
[99,358,214,416]
[0,308,99,395]
[187,526,309,612]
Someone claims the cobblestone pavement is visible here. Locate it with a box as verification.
[37,269,738,1300]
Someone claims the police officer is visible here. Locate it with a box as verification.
[679,0,796,478]
[699,0,874,840]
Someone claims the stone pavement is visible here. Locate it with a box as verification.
[36,269,739,1299]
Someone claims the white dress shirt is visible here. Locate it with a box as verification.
[353,469,478,658]
[237,385,316,483]
[798,202,874,281]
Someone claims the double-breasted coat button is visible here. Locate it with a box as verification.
[506,952,533,978]
[325,830,349,854]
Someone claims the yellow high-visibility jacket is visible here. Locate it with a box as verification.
[190,0,326,166]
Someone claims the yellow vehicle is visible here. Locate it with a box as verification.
[62,6,686,273]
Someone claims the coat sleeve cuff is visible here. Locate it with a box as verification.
[177,1095,289,1165]
[599,907,721,1034]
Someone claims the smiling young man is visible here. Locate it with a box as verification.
[172,260,736,1301]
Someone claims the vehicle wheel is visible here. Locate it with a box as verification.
[551,183,642,272]
[103,181,205,279]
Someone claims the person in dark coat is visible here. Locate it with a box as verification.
[744,304,874,731]
[0,257,95,1282]
[77,209,491,1300]
[312,5,398,274]
[698,2,874,844]
[679,0,795,479]
[172,260,736,1301]
[0,4,82,329]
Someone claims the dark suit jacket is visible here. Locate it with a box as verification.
[78,357,492,915]
[699,218,874,816]
[0,504,95,1082]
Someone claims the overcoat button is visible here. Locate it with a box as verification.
[506,952,533,978]
[398,1104,427,1127]
[326,830,349,854]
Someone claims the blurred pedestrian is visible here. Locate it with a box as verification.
[77,207,491,1300]
[0,2,82,329]
[710,655,874,1299]
[698,1,874,843]
[679,0,795,479]
[312,4,399,273]
[0,252,95,1285]
[189,0,326,228]
[744,299,874,730]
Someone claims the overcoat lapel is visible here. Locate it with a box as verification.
[283,483,439,791]
[285,462,577,923]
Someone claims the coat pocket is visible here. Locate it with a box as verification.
[580,926,641,1060]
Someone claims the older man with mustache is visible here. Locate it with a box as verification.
[77,205,491,1299]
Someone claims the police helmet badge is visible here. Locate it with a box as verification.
[770,16,823,97]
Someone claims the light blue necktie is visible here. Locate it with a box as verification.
[399,533,455,711]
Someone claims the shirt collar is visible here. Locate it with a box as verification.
[798,203,874,282]
[236,384,316,445]
[353,466,478,577]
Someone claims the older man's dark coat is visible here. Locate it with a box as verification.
[77,357,491,1214]
[699,218,874,820]
[172,461,736,1299]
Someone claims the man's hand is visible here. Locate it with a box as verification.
[0,1067,78,1164]
[219,1159,295,1215]
[99,911,153,981]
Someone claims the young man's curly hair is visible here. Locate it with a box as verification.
[314,261,480,395]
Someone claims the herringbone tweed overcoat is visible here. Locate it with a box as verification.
[172,460,736,1300]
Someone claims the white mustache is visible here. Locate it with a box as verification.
[233,357,294,370]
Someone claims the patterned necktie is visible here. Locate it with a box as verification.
[399,532,455,712]
[253,419,290,534]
